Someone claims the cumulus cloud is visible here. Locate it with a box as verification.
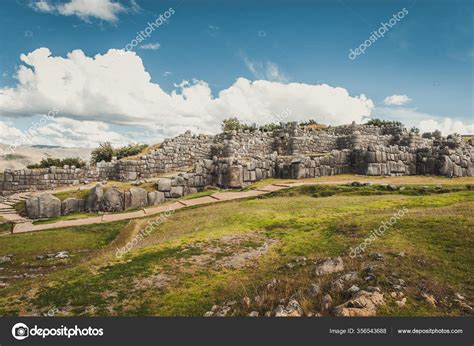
[0,48,374,145]
[372,106,474,135]
[0,117,132,148]
[139,43,160,50]
[418,118,474,136]
[383,94,411,106]
[30,0,127,22]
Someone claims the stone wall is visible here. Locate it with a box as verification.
[2,123,473,196]
[0,165,100,195]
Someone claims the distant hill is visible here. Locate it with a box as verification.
[0,144,92,171]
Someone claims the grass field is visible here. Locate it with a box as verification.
[0,177,472,317]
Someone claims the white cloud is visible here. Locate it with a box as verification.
[372,106,474,135]
[139,43,160,50]
[33,0,53,12]
[0,117,132,148]
[242,55,288,83]
[0,47,375,145]
[418,118,474,136]
[30,0,126,22]
[383,94,412,106]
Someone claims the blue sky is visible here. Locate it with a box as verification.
[0,0,472,147]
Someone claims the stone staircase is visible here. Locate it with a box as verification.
[0,193,33,224]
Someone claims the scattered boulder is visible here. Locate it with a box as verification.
[0,255,12,263]
[366,286,381,293]
[55,251,69,259]
[204,301,235,317]
[308,283,321,297]
[248,311,259,317]
[315,257,344,275]
[273,299,303,317]
[348,285,360,294]
[242,296,251,309]
[273,305,287,317]
[266,278,279,291]
[333,290,385,317]
[285,299,304,317]
[421,292,437,307]
[370,253,385,261]
[395,297,407,307]
[322,294,333,311]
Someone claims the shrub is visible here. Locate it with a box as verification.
[422,130,442,139]
[259,123,285,132]
[365,118,403,127]
[115,144,149,160]
[27,157,86,169]
[222,118,243,132]
[90,142,149,163]
[410,126,420,134]
[299,119,319,127]
[90,142,114,163]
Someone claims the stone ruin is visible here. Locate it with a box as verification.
[1,122,473,218]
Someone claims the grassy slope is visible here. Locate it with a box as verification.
[0,182,472,317]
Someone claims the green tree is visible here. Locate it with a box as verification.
[222,117,243,132]
[91,142,115,163]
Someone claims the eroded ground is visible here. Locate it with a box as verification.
[0,178,472,317]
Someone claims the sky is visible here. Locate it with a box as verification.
[0,0,472,148]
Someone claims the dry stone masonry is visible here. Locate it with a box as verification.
[3,123,473,211]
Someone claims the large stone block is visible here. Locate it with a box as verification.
[102,188,124,212]
[170,186,184,198]
[157,179,172,192]
[365,163,381,176]
[25,196,40,219]
[228,165,243,188]
[62,198,85,215]
[38,193,61,218]
[85,183,104,212]
[147,191,165,205]
[129,188,148,208]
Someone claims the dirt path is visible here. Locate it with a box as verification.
[10,184,288,234]
[7,176,469,234]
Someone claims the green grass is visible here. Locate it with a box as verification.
[0,219,13,234]
[13,200,25,213]
[53,189,91,201]
[0,221,127,257]
[0,182,472,317]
